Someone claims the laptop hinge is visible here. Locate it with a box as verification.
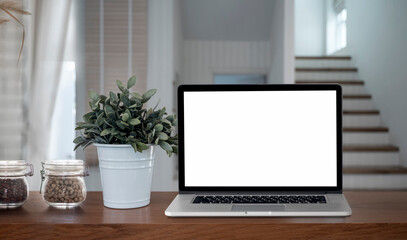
[179,190,343,195]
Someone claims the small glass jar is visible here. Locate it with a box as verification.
[0,160,34,208]
[41,160,89,208]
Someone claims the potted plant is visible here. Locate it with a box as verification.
[73,75,178,209]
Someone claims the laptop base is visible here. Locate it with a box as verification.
[165,194,352,217]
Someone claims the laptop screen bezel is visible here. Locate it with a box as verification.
[177,84,343,193]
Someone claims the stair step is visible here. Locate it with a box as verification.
[344,174,407,190]
[343,145,399,152]
[343,95,371,99]
[344,152,399,166]
[296,72,359,80]
[343,110,379,115]
[344,132,390,145]
[296,56,351,60]
[344,114,381,127]
[344,167,407,190]
[296,80,364,84]
[343,166,407,174]
[296,68,358,72]
[343,127,388,132]
[343,99,375,111]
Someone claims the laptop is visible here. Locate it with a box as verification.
[165,84,352,217]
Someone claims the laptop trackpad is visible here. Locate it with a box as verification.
[232,205,285,212]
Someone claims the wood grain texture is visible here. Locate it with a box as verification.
[343,145,399,152]
[343,127,389,132]
[1,192,407,239]
[343,110,380,115]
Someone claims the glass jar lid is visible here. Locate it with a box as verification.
[43,160,88,176]
[0,160,34,177]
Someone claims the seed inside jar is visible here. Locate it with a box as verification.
[44,177,85,203]
[0,178,28,204]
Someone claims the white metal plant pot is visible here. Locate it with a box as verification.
[95,144,155,209]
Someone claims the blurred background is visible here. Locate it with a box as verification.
[1,0,406,191]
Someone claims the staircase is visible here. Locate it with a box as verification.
[295,56,407,190]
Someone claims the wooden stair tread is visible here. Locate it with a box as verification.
[343,110,379,115]
[343,166,407,174]
[296,80,364,85]
[343,95,372,99]
[343,127,389,132]
[296,56,351,60]
[343,145,399,152]
[296,68,358,72]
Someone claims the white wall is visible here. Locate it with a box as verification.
[147,0,179,191]
[295,0,325,56]
[269,0,295,84]
[181,40,271,84]
[345,0,407,166]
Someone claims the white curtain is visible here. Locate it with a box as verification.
[27,0,72,189]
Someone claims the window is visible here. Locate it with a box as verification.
[336,9,347,51]
[48,62,76,160]
[326,0,347,54]
[214,74,267,84]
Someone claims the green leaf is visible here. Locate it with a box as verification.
[116,80,128,94]
[81,123,97,129]
[121,113,130,122]
[129,118,141,126]
[104,104,115,118]
[116,120,129,130]
[172,146,178,154]
[100,129,111,136]
[131,92,142,100]
[114,135,126,142]
[154,137,160,145]
[166,115,174,122]
[159,141,172,152]
[104,119,114,128]
[83,112,94,123]
[96,113,105,126]
[154,124,163,132]
[146,122,153,131]
[89,101,98,111]
[142,89,157,102]
[157,132,168,140]
[109,91,118,104]
[120,93,131,106]
[136,142,149,151]
[128,103,139,109]
[89,90,99,101]
[161,119,172,127]
[73,136,85,144]
[127,75,137,89]
[111,128,120,136]
[85,128,100,134]
[131,142,138,152]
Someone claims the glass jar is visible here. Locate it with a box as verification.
[0,160,34,208]
[41,160,89,208]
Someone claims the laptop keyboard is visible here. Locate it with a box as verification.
[192,195,327,204]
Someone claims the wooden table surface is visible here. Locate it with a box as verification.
[1,191,407,239]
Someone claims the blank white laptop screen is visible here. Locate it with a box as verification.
[184,91,337,187]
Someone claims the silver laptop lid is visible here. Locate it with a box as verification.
[177,84,342,193]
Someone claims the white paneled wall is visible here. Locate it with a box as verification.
[181,40,271,84]
[147,0,178,191]
[0,11,24,160]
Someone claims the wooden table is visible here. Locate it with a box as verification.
[1,192,407,239]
